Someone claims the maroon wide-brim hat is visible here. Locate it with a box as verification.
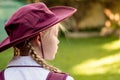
[0,2,77,52]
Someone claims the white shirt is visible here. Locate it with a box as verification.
[4,56,74,80]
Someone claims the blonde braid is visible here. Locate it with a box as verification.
[14,47,20,56]
[27,42,61,72]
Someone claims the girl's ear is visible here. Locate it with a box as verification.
[35,34,41,44]
[29,35,40,47]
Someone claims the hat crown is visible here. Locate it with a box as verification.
[5,2,57,41]
[0,2,77,52]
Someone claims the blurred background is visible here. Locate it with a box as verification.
[0,0,120,80]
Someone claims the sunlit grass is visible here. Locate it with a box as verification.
[102,39,120,50]
[71,52,120,75]
[70,39,120,75]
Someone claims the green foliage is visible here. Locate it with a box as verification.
[0,0,24,41]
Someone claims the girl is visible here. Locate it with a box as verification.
[0,2,76,80]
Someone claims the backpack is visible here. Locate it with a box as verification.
[0,70,68,80]
[0,70,4,80]
[46,71,69,80]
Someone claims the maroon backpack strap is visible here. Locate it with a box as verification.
[46,71,69,80]
[0,70,5,80]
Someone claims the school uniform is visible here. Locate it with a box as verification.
[2,56,74,80]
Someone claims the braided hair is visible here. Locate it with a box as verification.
[27,42,61,72]
[13,24,61,72]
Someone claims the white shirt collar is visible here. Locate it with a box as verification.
[8,56,40,66]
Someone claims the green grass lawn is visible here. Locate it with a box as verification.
[1,36,120,80]
[50,36,120,80]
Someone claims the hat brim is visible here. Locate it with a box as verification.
[0,6,76,52]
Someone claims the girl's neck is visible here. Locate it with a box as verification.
[19,48,30,56]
